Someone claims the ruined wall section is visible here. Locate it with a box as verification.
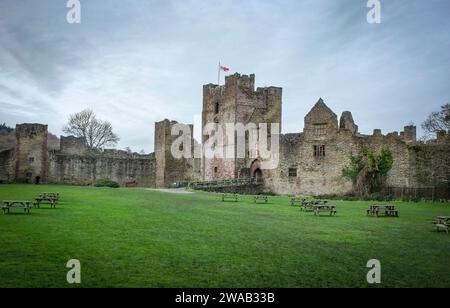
[265,101,416,196]
[0,149,15,183]
[60,136,87,155]
[408,135,450,189]
[48,149,156,187]
[268,100,356,196]
[266,130,358,196]
[360,128,416,188]
[339,111,358,135]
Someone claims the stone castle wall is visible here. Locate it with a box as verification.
[266,129,416,196]
[0,148,15,182]
[0,124,158,187]
[48,150,156,187]
[1,72,447,195]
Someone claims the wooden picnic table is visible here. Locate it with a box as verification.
[434,216,450,234]
[222,193,238,202]
[313,204,336,216]
[2,200,32,214]
[436,216,450,223]
[367,204,398,217]
[301,200,328,211]
[254,195,268,203]
[290,197,304,206]
[34,197,57,209]
[41,192,59,202]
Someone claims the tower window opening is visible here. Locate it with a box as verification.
[314,145,326,157]
[289,168,297,177]
[214,102,220,115]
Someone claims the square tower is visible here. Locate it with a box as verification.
[15,124,48,183]
[154,119,200,187]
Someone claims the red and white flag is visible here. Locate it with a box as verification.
[220,65,230,72]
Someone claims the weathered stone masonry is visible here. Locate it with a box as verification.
[0,72,447,196]
[198,73,439,196]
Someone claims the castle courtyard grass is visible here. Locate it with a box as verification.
[0,184,449,288]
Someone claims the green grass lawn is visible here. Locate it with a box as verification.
[0,184,449,288]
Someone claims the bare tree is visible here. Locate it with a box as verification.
[63,109,119,150]
[422,103,450,137]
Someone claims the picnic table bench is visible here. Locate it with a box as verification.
[300,200,328,211]
[2,200,32,214]
[222,193,238,202]
[41,192,59,202]
[254,195,268,203]
[290,196,304,206]
[34,196,57,209]
[434,216,450,234]
[367,204,398,217]
[313,204,336,216]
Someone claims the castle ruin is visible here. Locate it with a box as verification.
[0,73,448,196]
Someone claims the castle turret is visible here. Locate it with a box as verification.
[402,125,416,143]
[373,129,382,137]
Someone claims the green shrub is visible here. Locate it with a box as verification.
[95,179,120,188]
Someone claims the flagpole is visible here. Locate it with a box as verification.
[218,61,221,86]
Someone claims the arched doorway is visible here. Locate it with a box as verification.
[249,159,263,183]
[35,176,41,185]
[253,168,262,181]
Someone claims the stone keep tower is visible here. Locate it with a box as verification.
[15,123,48,183]
[202,73,282,181]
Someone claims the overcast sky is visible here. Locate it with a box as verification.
[0,0,449,152]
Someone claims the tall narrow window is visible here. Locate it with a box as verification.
[214,102,219,115]
[313,145,326,157]
[214,167,218,174]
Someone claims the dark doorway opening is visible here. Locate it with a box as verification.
[253,168,262,182]
[35,176,41,185]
